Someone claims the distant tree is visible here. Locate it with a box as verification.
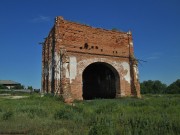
[27,86,33,90]
[12,84,24,89]
[0,84,7,89]
[152,80,167,94]
[140,80,167,94]
[165,79,180,94]
[140,80,153,94]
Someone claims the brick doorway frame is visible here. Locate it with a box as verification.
[82,62,120,99]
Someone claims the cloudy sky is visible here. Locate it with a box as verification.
[0,0,179,88]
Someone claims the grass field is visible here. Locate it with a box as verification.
[0,94,179,135]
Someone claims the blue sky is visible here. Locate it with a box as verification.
[0,0,179,88]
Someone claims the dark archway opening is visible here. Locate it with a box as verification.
[82,62,119,100]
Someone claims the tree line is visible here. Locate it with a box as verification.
[140,79,180,94]
[0,84,33,90]
[1,79,179,94]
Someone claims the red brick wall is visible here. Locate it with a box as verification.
[42,16,141,101]
[54,16,134,57]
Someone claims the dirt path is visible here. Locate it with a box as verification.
[0,95,29,99]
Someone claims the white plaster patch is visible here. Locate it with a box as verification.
[130,41,133,47]
[121,62,131,83]
[48,64,52,80]
[69,56,77,83]
[54,52,60,79]
[134,65,139,80]
[112,61,119,69]
[111,61,130,83]
[63,63,69,78]
[52,53,77,83]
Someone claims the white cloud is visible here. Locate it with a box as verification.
[146,52,162,60]
[146,56,160,60]
[31,15,51,23]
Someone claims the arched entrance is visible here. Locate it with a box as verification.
[82,62,120,100]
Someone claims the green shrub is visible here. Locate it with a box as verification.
[18,107,47,118]
[88,122,114,135]
[0,84,8,89]
[2,111,13,120]
[54,128,72,135]
[54,106,74,120]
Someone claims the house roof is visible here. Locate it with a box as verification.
[0,80,20,85]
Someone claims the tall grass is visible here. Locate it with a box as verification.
[0,94,179,134]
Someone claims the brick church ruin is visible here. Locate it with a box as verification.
[41,16,140,102]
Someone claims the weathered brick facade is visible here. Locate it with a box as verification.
[42,16,140,102]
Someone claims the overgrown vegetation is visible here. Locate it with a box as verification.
[27,86,33,90]
[166,79,180,94]
[141,79,180,94]
[0,84,7,89]
[0,94,179,134]
[12,84,25,89]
